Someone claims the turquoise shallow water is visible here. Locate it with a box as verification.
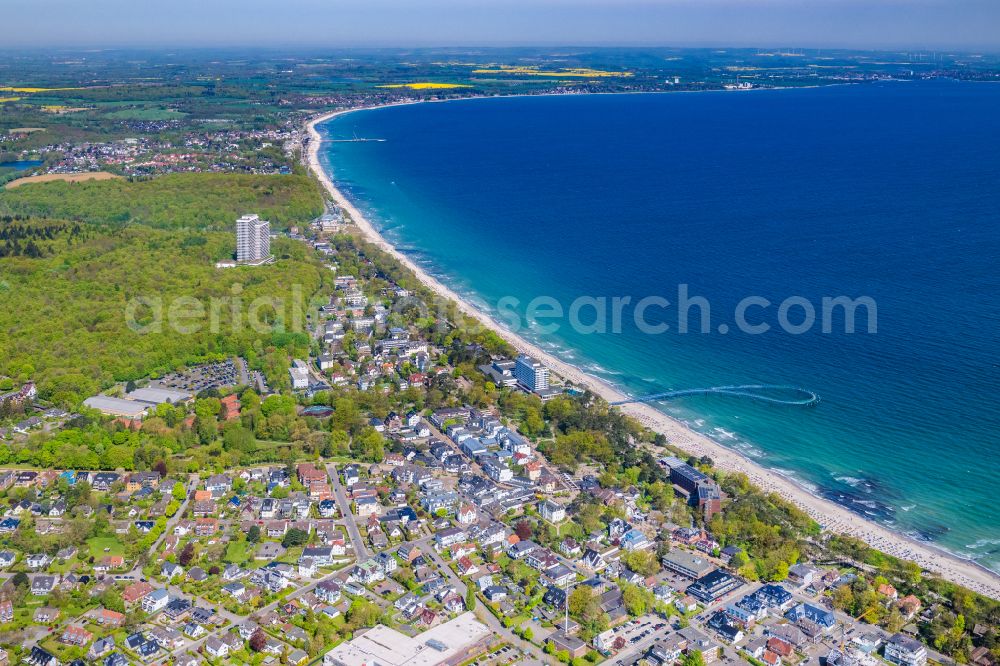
[318,81,1000,572]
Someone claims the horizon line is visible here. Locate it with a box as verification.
[2,42,999,55]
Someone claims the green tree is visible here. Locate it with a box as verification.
[222,425,255,453]
[351,427,384,463]
[681,650,706,666]
[346,598,381,630]
[729,550,749,570]
[568,585,608,639]
[769,561,790,582]
[247,525,261,543]
[622,583,652,617]
[282,527,309,548]
[623,550,659,577]
[195,414,218,445]
[575,502,604,534]
[101,587,125,614]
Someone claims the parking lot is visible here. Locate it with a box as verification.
[467,644,529,666]
[605,614,669,663]
[153,358,247,393]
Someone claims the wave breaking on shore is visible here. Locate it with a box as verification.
[305,103,1000,601]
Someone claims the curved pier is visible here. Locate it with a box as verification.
[611,384,820,407]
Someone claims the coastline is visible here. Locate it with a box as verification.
[304,101,1000,601]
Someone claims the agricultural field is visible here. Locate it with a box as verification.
[5,171,121,188]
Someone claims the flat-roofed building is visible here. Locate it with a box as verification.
[669,462,710,495]
[323,612,491,666]
[290,360,310,390]
[662,550,715,579]
[83,396,151,419]
[127,387,193,405]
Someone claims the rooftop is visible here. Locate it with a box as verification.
[323,612,490,666]
[127,386,193,404]
[83,395,150,417]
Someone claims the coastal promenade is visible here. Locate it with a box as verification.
[304,105,1000,601]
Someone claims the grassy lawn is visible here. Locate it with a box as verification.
[49,557,77,574]
[0,607,34,631]
[277,546,303,564]
[87,536,126,558]
[224,540,251,564]
[39,637,86,663]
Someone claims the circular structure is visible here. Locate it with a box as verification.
[611,384,820,407]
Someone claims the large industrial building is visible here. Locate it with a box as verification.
[323,612,492,666]
[83,387,192,419]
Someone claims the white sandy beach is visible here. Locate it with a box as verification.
[305,104,1000,601]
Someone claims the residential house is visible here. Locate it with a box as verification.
[885,633,928,666]
[87,636,116,660]
[61,625,94,646]
[878,583,899,600]
[141,588,170,614]
[355,496,379,517]
[205,637,229,659]
[785,603,836,630]
[33,607,60,624]
[122,581,154,606]
[161,561,183,579]
[539,500,566,524]
[26,553,51,570]
[31,575,56,596]
[26,647,58,666]
[457,503,477,524]
[94,608,126,628]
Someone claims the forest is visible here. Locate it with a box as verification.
[0,172,323,231]
[0,218,329,406]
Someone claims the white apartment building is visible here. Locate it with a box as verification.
[236,214,272,264]
[515,355,550,393]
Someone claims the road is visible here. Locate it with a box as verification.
[161,466,377,659]
[165,562,344,657]
[415,535,554,665]
[326,462,371,560]
[126,474,199,578]
[151,467,550,661]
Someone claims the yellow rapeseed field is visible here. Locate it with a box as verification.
[377,82,472,90]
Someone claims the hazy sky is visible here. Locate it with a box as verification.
[7,0,1000,51]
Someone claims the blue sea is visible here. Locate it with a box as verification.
[317,81,1000,573]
